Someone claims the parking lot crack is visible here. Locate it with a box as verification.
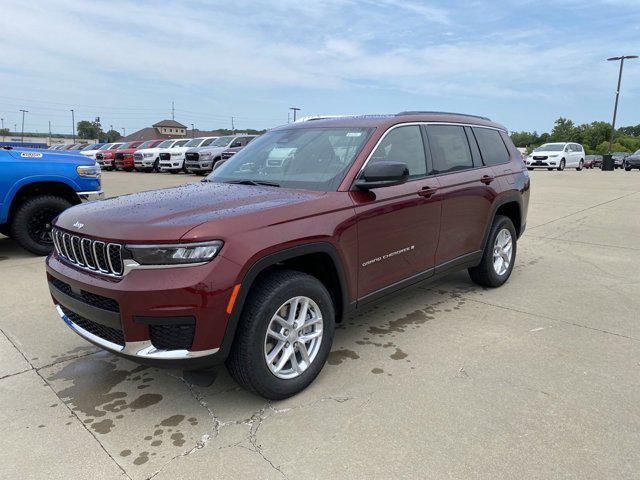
[466,297,640,342]
[33,368,133,480]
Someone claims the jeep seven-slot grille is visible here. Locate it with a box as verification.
[61,306,125,346]
[52,228,124,276]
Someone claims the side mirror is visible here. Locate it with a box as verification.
[355,161,409,190]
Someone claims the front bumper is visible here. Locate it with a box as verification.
[526,159,558,168]
[185,160,213,171]
[46,252,241,368]
[78,190,104,203]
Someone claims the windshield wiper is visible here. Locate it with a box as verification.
[225,180,280,187]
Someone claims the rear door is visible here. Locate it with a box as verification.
[426,124,499,267]
[352,124,441,298]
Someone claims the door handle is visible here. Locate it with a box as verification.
[480,175,495,185]
[417,186,438,198]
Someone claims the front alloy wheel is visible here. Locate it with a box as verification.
[264,296,323,379]
[227,269,335,399]
[492,228,513,276]
[558,159,566,171]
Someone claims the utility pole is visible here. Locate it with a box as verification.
[121,127,126,137]
[172,101,175,120]
[70,109,76,143]
[287,112,291,124]
[48,120,52,146]
[20,109,28,144]
[231,116,235,134]
[1,117,4,141]
[606,55,638,153]
[289,107,301,122]
[191,123,195,138]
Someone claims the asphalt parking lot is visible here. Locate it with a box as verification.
[1,169,640,479]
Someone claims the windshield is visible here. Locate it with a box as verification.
[184,138,205,147]
[99,143,113,150]
[534,143,565,152]
[634,150,640,155]
[211,136,235,147]
[173,140,189,147]
[82,144,98,150]
[117,143,132,149]
[138,140,156,148]
[206,127,373,191]
[157,140,174,148]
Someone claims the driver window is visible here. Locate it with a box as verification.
[369,126,426,179]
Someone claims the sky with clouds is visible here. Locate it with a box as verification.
[1,0,639,135]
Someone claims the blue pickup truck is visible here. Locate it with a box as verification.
[0,147,103,255]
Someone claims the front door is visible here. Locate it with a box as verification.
[351,125,441,298]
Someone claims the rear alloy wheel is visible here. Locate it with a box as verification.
[557,159,566,171]
[10,195,71,255]
[227,269,335,399]
[577,159,584,171]
[468,215,517,288]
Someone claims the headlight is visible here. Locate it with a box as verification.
[549,154,559,157]
[76,164,101,178]
[143,153,153,157]
[125,240,223,265]
[200,152,212,158]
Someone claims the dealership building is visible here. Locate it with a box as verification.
[122,120,224,142]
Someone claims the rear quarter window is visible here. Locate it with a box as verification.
[472,127,510,166]
[426,125,474,174]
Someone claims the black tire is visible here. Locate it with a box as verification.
[577,159,583,171]
[625,167,632,172]
[0,225,10,237]
[169,170,179,174]
[547,168,554,171]
[468,215,517,288]
[9,195,71,255]
[527,167,533,171]
[557,159,565,171]
[226,269,335,400]
[152,158,160,172]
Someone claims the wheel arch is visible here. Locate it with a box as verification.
[218,242,351,360]
[7,181,81,223]
[481,194,523,250]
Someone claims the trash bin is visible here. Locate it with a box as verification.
[602,154,615,171]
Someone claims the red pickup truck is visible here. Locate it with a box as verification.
[114,140,154,171]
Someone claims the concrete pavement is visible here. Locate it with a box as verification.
[1,169,639,479]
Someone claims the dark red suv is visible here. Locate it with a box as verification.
[46,112,529,399]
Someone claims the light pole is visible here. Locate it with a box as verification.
[121,128,126,137]
[289,107,301,122]
[1,117,4,141]
[606,55,638,153]
[20,109,28,144]
[191,123,195,138]
[70,109,76,143]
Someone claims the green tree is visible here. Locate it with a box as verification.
[550,117,580,142]
[104,130,122,142]
[77,120,103,139]
[618,125,640,137]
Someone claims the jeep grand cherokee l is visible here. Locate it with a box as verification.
[46,112,529,399]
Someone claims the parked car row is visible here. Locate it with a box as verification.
[88,134,258,174]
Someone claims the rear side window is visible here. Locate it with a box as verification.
[369,125,427,179]
[426,125,473,173]
[472,127,510,166]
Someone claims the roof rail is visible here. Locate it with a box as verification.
[295,115,354,123]
[396,111,491,121]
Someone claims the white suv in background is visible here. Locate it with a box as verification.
[526,142,585,171]
[158,137,217,173]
